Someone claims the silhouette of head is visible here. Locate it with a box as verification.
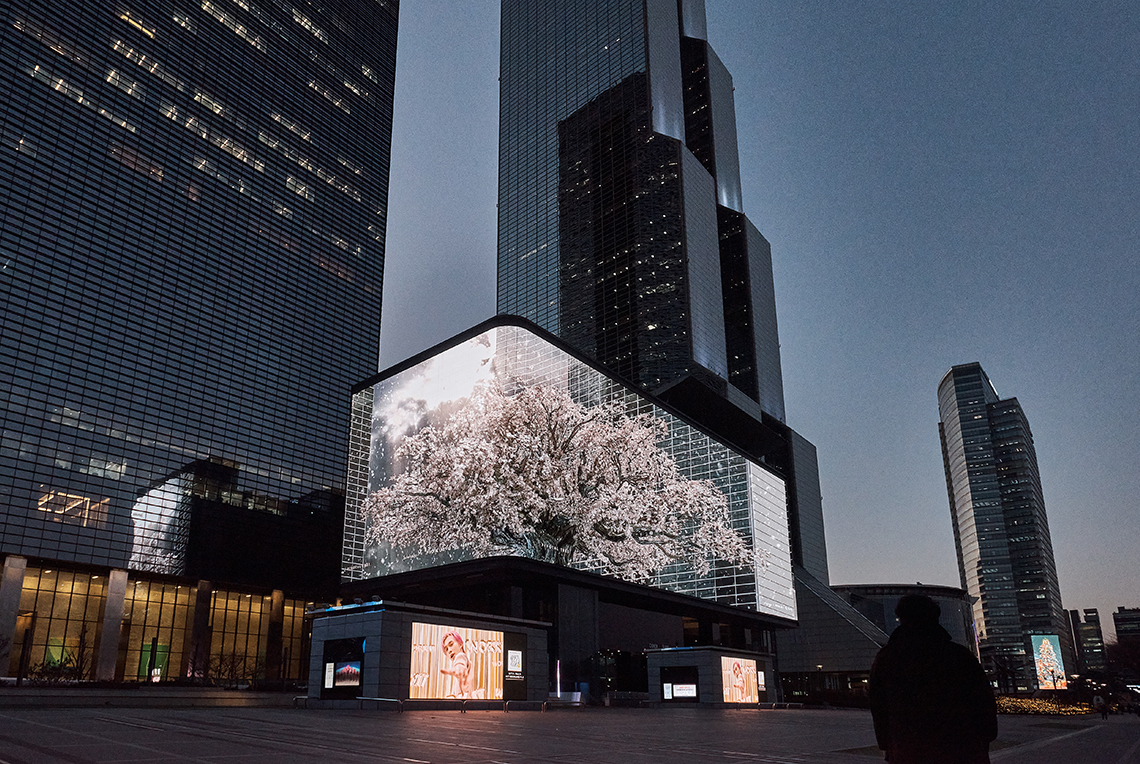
[895,594,941,627]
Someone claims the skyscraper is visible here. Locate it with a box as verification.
[496,0,826,579]
[938,362,1071,689]
[1,0,397,680]
[1069,608,1107,674]
[1114,606,1140,646]
[498,0,782,422]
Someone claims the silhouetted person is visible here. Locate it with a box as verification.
[870,595,997,763]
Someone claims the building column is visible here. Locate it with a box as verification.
[556,584,598,694]
[265,590,284,680]
[95,570,128,682]
[0,556,28,676]
[186,581,213,679]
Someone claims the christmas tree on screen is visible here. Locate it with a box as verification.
[1034,637,1066,689]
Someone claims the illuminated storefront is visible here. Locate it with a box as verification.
[1,557,309,683]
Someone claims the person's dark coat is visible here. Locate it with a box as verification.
[869,622,997,763]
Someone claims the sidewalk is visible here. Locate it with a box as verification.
[0,704,1137,763]
[0,685,298,708]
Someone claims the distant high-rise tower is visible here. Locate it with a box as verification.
[496,0,827,583]
[1069,609,1107,674]
[1114,606,1140,646]
[938,362,1071,688]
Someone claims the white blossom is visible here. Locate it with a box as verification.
[362,382,756,581]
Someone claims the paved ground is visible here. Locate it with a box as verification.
[0,706,1137,764]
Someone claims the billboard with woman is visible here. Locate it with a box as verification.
[409,622,504,700]
[720,656,759,703]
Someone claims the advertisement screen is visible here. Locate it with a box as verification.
[333,661,361,687]
[347,324,797,622]
[410,622,504,700]
[1031,634,1067,689]
[721,657,759,703]
[321,637,365,699]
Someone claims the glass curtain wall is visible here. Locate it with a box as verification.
[9,562,309,682]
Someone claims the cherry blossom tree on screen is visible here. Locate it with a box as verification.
[362,382,757,580]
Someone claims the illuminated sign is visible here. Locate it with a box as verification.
[1031,634,1067,689]
[661,665,699,702]
[333,661,361,687]
[721,657,759,703]
[409,623,504,700]
[349,324,797,622]
[506,649,523,681]
[321,637,364,699]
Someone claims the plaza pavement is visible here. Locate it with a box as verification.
[0,704,1138,763]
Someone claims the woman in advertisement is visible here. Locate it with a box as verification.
[440,631,476,699]
[731,661,748,703]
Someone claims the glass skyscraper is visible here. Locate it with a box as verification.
[498,0,783,423]
[1,0,397,681]
[938,362,1072,689]
[497,0,828,586]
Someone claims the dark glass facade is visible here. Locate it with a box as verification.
[1,0,396,570]
[938,362,1072,689]
[497,0,784,423]
[1115,606,1140,646]
[1069,608,1106,674]
[1,0,398,680]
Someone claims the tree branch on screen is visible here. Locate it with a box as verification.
[362,382,760,580]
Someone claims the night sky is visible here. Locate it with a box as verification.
[377,1,1140,641]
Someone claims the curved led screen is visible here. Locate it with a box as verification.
[344,324,795,620]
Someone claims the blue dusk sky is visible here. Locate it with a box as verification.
[377,1,1139,640]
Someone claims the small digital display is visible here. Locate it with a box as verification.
[661,665,699,703]
[321,637,365,699]
[721,656,759,703]
[334,661,361,687]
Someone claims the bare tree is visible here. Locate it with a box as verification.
[363,382,758,581]
[28,624,94,683]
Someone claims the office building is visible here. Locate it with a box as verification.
[498,0,784,440]
[834,583,976,650]
[497,0,828,579]
[1,0,398,681]
[491,1,879,703]
[1115,607,1140,647]
[1069,609,1107,674]
[938,362,1072,689]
